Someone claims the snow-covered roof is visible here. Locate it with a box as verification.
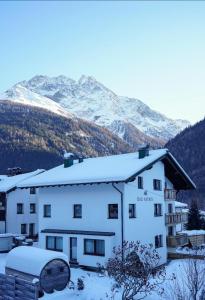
[6,246,68,277]
[18,149,196,189]
[0,169,44,193]
[175,201,188,208]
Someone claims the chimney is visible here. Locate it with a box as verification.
[64,152,74,168]
[138,144,149,159]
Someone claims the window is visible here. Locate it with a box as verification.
[138,176,143,189]
[155,235,163,248]
[30,187,36,195]
[46,236,63,252]
[153,179,162,191]
[168,203,173,214]
[17,203,23,214]
[30,203,36,214]
[21,224,27,235]
[29,223,35,236]
[168,226,174,236]
[108,204,118,219]
[84,239,105,256]
[44,205,51,218]
[154,204,162,217]
[73,204,82,218]
[129,204,136,218]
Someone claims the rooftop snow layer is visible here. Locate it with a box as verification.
[175,201,188,208]
[18,149,168,187]
[6,246,68,276]
[0,169,44,192]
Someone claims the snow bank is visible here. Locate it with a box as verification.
[181,230,205,236]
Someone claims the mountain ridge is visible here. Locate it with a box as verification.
[0,75,190,146]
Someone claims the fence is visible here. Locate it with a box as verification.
[0,273,39,300]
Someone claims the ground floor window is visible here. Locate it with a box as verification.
[46,236,63,252]
[155,234,163,248]
[84,239,105,256]
[21,224,27,234]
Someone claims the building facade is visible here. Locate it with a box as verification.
[19,149,195,268]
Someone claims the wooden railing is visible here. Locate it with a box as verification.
[165,212,188,225]
[167,234,188,248]
[164,189,177,200]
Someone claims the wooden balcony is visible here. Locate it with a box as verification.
[167,234,188,248]
[165,212,188,225]
[164,189,177,200]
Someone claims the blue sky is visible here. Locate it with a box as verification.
[0,1,205,123]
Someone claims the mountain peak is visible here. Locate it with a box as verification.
[78,75,97,85]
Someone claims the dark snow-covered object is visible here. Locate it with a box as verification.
[5,246,70,294]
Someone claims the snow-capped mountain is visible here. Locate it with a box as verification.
[0,75,190,143]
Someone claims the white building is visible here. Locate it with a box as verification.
[0,170,44,236]
[19,148,195,268]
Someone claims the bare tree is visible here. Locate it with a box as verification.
[104,241,166,300]
[164,257,205,300]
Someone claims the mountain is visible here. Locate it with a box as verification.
[0,101,133,173]
[1,75,190,146]
[166,118,205,208]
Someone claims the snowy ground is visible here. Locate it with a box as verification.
[0,252,192,300]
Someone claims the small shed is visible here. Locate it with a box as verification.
[5,246,70,294]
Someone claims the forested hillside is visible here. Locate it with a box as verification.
[166,118,205,208]
[0,101,133,173]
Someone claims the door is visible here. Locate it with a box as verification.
[29,223,35,237]
[70,237,77,262]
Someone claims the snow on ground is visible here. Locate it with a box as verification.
[0,253,196,300]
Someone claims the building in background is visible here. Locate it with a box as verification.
[0,169,44,236]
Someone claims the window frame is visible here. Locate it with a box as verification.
[154,203,162,217]
[155,234,163,248]
[84,239,105,256]
[44,204,51,218]
[17,203,24,214]
[73,204,82,219]
[129,204,136,218]
[153,179,162,191]
[46,236,63,252]
[108,204,118,219]
[30,203,36,214]
[138,176,143,189]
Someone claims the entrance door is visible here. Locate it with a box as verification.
[70,237,77,262]
[29,223,35,237]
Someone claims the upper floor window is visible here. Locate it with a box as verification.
[129,204,136,218]
[155,234,163,248]
[168,203,173,214]
[73,204,82,218]
[17,203,23,214]
[84,239,105,256]
[30,203,36,214]
[46,236,63,252]
[108,204,118,219]
[138,176,143,189]
[21,223,27,235]
[44,205,51,218]
[153,179,162,191]
[30,187,36,195]
[154,203,162,217]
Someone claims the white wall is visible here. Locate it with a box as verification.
[6,188,38,235]
[124,161,167,264]
[38,184,123,267]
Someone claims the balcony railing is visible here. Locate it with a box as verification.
[164,189,177,200]
[165,212,188,225]
[167,233,188,248]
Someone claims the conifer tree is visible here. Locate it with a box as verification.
[186,200,202,230]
